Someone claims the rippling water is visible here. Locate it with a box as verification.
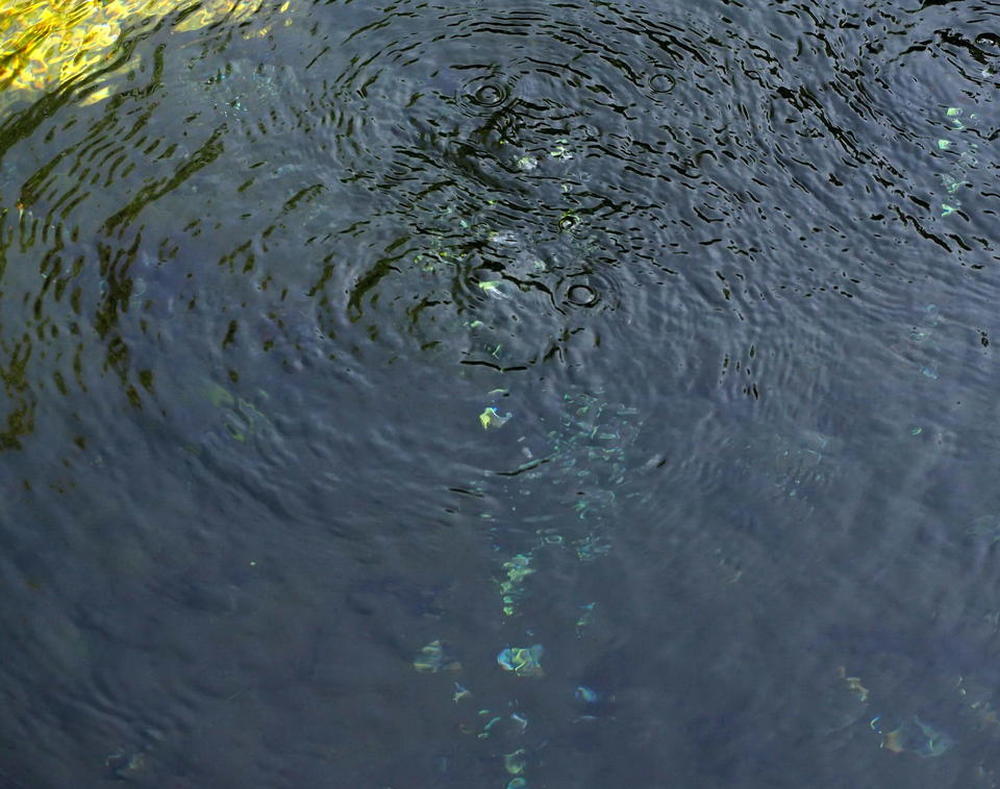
[1,0,999,786]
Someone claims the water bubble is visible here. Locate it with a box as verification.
[516,155,538,171]
[499,554,534,616]
[473,82,508,107]
[413,639,462,673]
[549,141,574,160]
[566,283,599,308]
[452,682,472,703]
[105,750,145,780]
[480,406,512,430]
[477,279,511,299]
[975,32,1000,56]
[497,645,544,677]
[558,213,579,231]
[872,715,955,757]
[456,72,516,117]
[649,73,676,93]
[504,748,528,775]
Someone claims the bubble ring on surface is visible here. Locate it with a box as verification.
[460,73,515,113]
[559,264,622,314]
[474,83,507,107]
[974,32,1000,57]
[566,283,600,308]
[648,72,676,93]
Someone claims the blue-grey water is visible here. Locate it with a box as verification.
[1,0,999,786]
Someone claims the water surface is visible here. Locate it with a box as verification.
[1,0,999,786]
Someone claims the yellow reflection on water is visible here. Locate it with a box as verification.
[0,0,288,105]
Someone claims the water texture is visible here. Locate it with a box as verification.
[0,0,998,786]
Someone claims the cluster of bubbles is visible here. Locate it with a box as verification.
[936,107,980,219]
[412,385,641,785]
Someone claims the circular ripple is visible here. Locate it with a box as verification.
[648,73,676,93]
[566,283,600,308]
[468,78,510,109]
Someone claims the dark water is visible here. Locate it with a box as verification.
[1,0,999,786]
